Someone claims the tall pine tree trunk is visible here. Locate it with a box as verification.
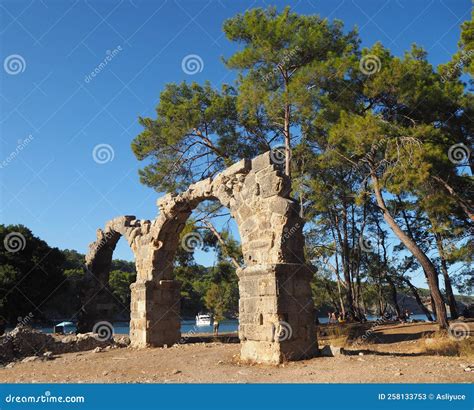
[370,171,448,329]
[401,277,434,321]
[330,226,346,316]
[386,275,401,318]
[434,233,458,319]
[332,211,356,318]
[284,105,291,177]
[283,73,291,178]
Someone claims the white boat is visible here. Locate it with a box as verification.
[195,313,212,326]
[53,321,76,334]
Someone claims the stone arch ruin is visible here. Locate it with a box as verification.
[80,152,318,364]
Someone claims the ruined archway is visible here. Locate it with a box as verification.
[80,152,318,364]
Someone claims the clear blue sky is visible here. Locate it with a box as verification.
[0,0,471,288]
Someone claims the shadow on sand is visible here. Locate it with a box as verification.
[180,332,239,344]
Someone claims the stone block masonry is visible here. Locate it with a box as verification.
[80,151,318,364]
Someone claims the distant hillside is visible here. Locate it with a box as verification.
[315,290,474,318]
[395,293,473,316]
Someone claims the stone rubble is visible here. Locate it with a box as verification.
[0,325,128,366]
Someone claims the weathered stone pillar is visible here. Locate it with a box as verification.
[130,279,181,348]
[238,263,318,364]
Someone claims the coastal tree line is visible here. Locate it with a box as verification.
[0,224,240,323]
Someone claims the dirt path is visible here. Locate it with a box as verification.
[1,323,472,383]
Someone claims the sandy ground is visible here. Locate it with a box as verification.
[1,322,473,383]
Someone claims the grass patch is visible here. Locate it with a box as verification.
[422,332,473,357]
[320,323,372,347]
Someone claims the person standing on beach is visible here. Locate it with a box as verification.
[213,319,219,336]
[404,309,411,322]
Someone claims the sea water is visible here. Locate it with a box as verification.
[21,314,430,335]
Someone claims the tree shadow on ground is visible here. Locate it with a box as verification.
[180,332,239,344]
[341,348,428,357]
[366,329,435,344]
